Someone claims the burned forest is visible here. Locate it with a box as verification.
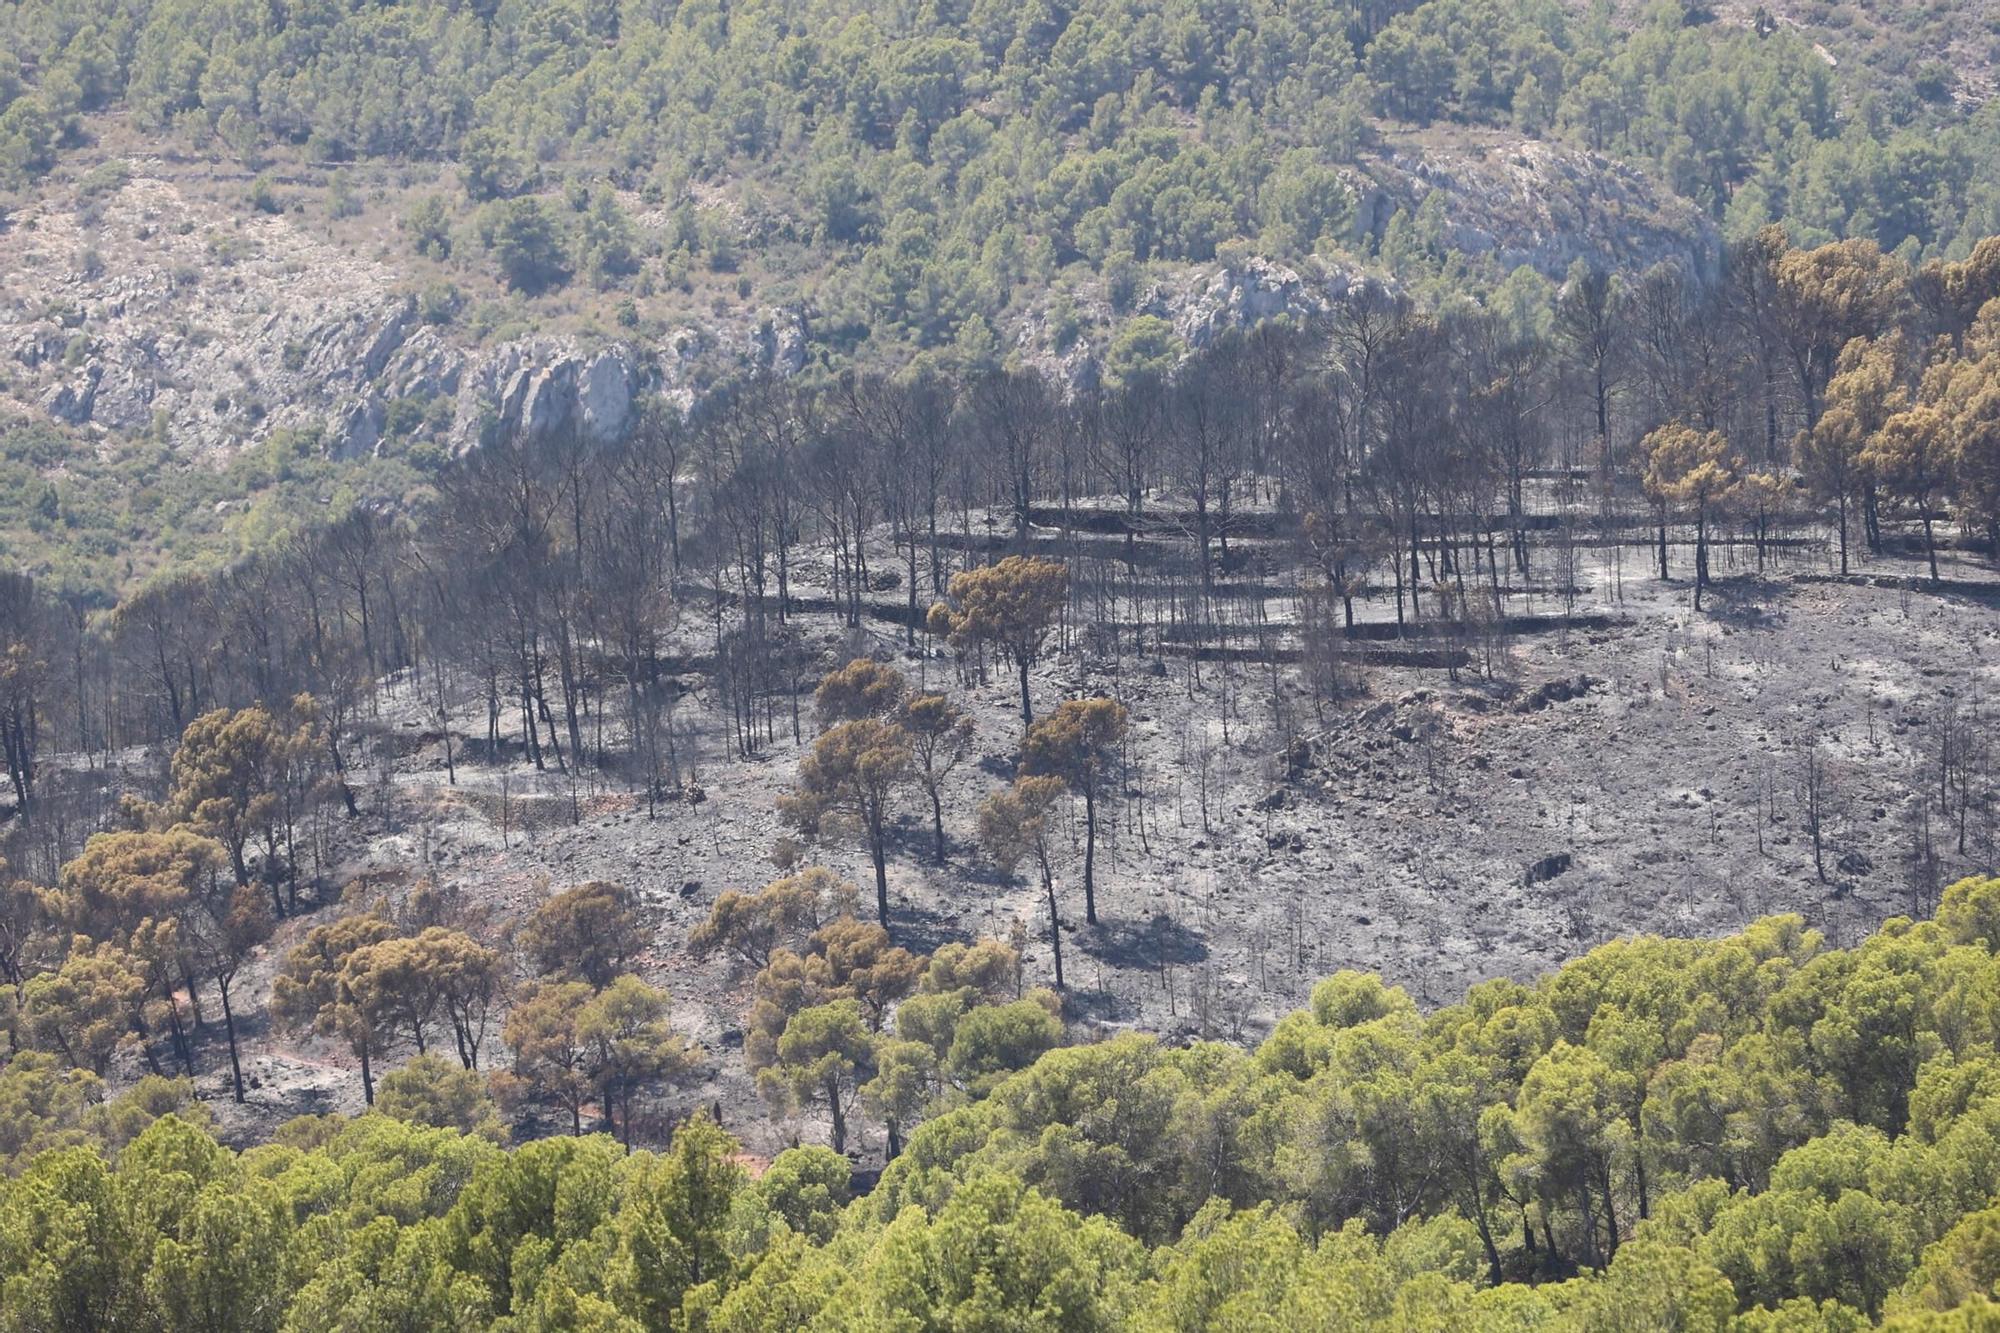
[8,218,2000,1329]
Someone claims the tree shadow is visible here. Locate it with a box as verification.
[1076,912,1208,969]
[1057,986,1134,1024]
[885,817,966,869]
[1702,576,1789,629]
[884,899,982,956]
[1803,569,2000,609]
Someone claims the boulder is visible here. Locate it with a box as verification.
[327,395,387,460]
[752,307,810,376]
[39,363,101,424]
[440,337,655,451]
[1523,852,1573,887]
[577,346,634,443]
[88,357,161,433]
[382,327,464,402]
[520,356,580,438]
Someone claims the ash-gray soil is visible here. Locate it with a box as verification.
[192,512,2000,1159]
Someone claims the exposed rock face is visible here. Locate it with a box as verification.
[381,328,462,403]
[758,307,810,377]
[578,347,635,441]
[0,174,450,457]
[38,364,100,424]
[1009,254,1378,392]
[446,339,638,453]
[1,132,1712,456]
[327,396,386,461]
[1008,130,1712,392]
[0,171,667,462]
[1156,256,1371,351]
[1352,132,1718,279]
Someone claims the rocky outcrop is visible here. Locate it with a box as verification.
[38,364,100,424]
[1010,254,1378,391]
[0,171,677,463]
[754,307,810,377]
[1006,130,1712,393]
[0,133,1713,459]
[446,339,639,453]
[1353,132,1717,279]
[380,328,462,403]
[578,347,635,440]
[1155,256,1372,351]
[0,174,435,458]
[326,396,386,461]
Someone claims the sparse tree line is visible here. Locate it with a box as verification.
[12,882,2000,1326]
[3,226,1999,878]
[0,640,1101,1141]
[0,613,1130,1176]
[0,688,1078,1153]
[773,640,1137,981]
[0,226,1991,1125]
[0,226,1998,1320]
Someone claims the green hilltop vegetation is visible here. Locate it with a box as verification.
[3,0,2000,359]
[0,414,434,602]
[13,881,2000,1327]
[4,0,2000,597]
[10,6,2000,1325]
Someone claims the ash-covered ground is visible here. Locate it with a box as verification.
[189,514,2000,1157]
